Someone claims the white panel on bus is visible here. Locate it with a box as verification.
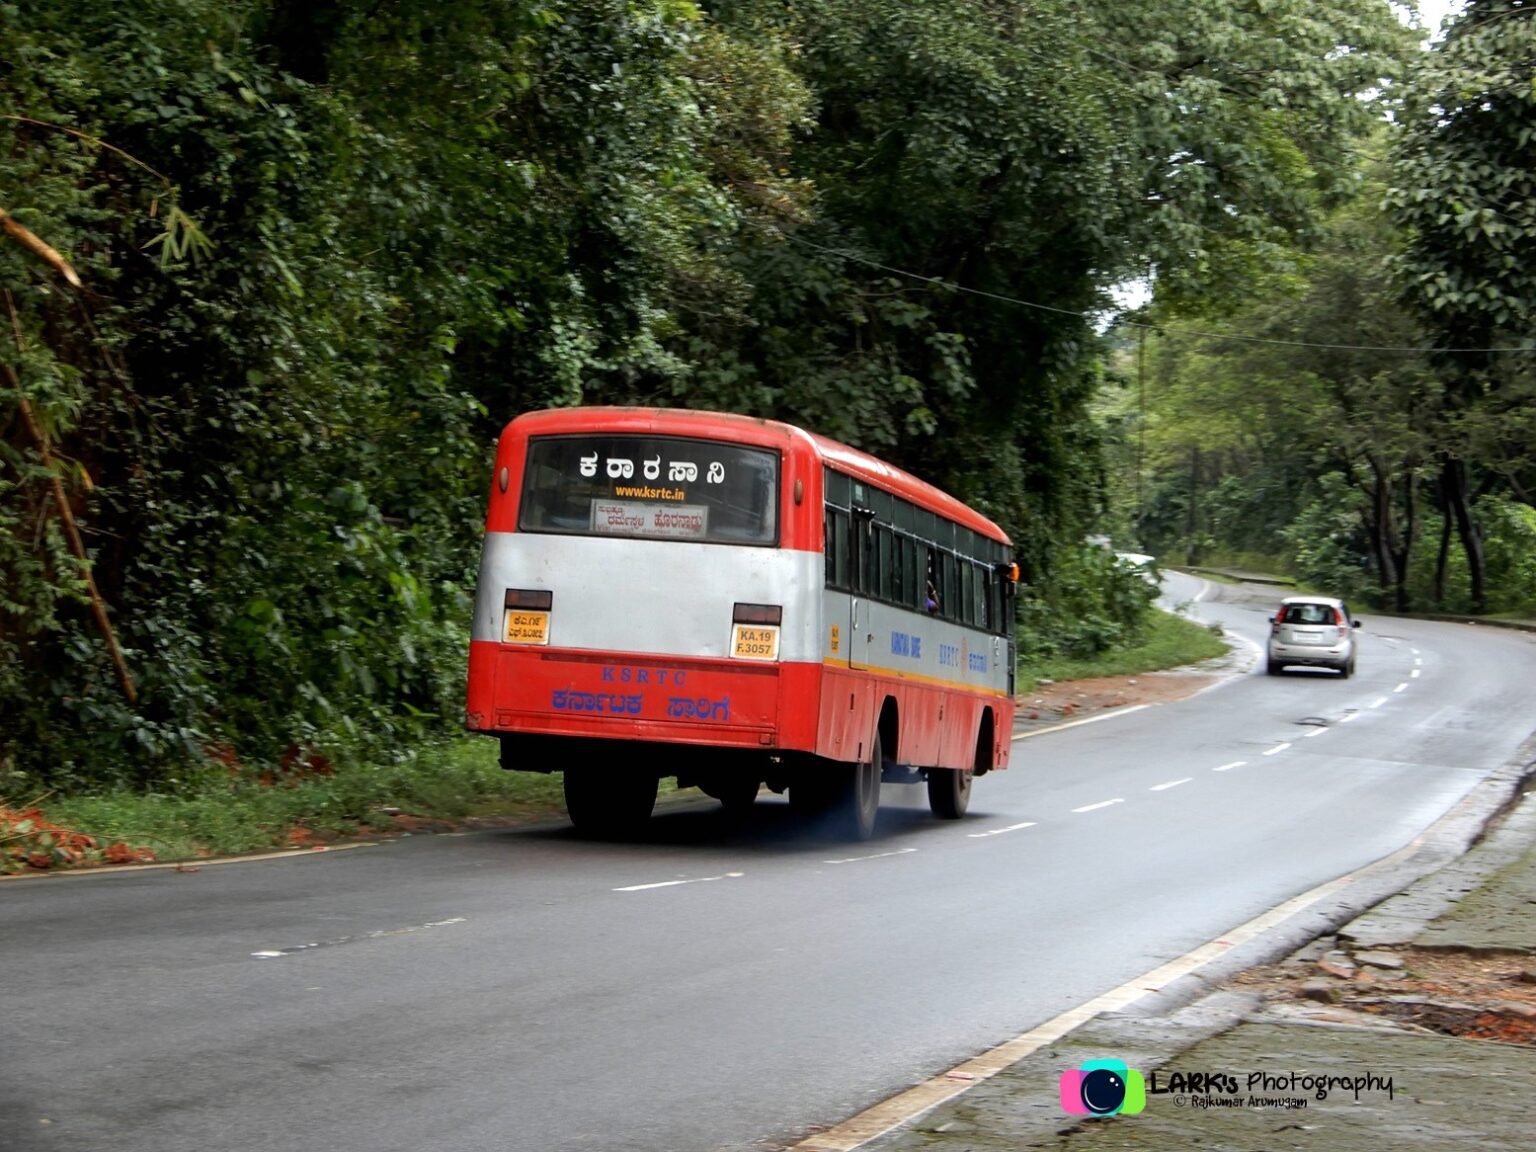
[473,531,822,663]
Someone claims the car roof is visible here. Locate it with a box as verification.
[1279,595,1345,607]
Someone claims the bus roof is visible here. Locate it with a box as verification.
[503,406,1011,544]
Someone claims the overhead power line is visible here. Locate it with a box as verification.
[783,233,1536,356]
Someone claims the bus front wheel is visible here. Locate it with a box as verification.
[927,767,972,819]
[563,768,658,837]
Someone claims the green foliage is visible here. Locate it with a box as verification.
[1388,0,1536,346]
[1016,546,1160,661]
[1282,472,1374,601]
[1016,606,1228,693]
[1480,497,1536,615]
[41,735,564,861]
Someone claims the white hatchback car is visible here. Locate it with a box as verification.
[1266,596,1359,678]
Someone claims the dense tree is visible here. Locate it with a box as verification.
[1387,0,1536,610]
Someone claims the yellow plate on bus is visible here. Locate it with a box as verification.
[503,609,551,645]
[731,624,780,661]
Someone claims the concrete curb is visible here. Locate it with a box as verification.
[851,711,1536,1152]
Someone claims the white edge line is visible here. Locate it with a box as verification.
[967,822,1038,839]
[1212,760,1246,772]
[1011,704,1150,742]
[792,834,1434,1152]
[1071,798,1124,814]
[1262,742,1292,756]
[614,871,745,892]
[1149,778,1192,792]
[251,916,467,959]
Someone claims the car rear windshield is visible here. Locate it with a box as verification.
[519,435,780,546]
[1282,603,1337,625]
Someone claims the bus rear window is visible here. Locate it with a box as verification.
[519,435,779,545]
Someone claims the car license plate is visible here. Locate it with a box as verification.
[731,624,780,660]
[503,609,550,645]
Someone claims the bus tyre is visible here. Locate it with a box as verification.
[563,768,658,837]
[832,735,882,842]
[927,767,972,820]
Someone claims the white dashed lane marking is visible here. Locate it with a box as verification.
[615,871,745,892]
[1071,798,1125,814]
[1213,761,1246,772]
[823,849,917,866]
[1150,778,1192,792]
[967,822,1037,839]
[1263,742,1292,756]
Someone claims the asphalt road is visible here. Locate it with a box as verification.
[5,572,1535,1152]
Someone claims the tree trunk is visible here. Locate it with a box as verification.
[1368,457,1397,599]
[1185,446,1201,566]
[1442,454,1486,613]
[1434,477,1452,607]
[1392,459,1418,613]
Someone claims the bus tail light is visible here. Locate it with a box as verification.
[732,603,782,626]
[732,602,781,661]
[503,588,552,645]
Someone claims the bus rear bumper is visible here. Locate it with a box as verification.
[464,640,820,754]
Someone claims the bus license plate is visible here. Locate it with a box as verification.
[732,624,780,661]
[503,609,550,645]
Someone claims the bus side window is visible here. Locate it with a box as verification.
[824,507,850,590]
[852,508,876,596]
[884,528,897,608]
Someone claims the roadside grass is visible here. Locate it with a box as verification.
[31,737,566,865]
[1015,606,1229,693]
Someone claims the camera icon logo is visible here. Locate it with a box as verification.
[1059,1059,1146,1116]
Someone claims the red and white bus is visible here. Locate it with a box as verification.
[465,407,1017,839]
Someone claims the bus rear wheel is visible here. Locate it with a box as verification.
[927,767,972,819]
[563,768,658,837]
